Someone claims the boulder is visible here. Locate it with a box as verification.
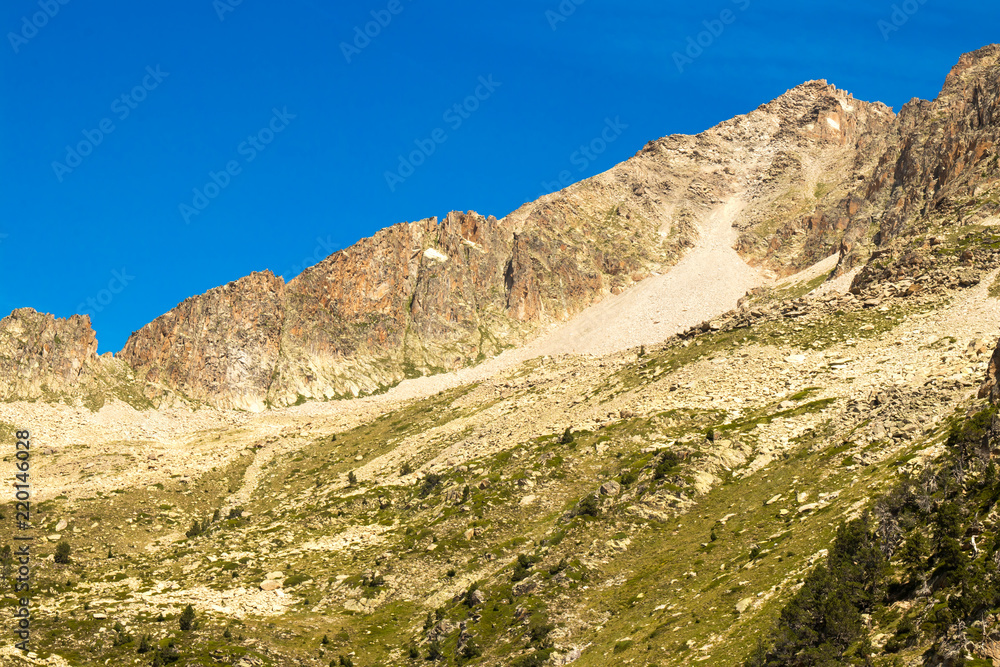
[599,481,622,496]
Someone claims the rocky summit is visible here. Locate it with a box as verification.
[5,46,1000,667]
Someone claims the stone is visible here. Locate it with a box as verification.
[260,580,282,591]
[513,576,539,597]
[736,598,754,614]
[600,481,622,496]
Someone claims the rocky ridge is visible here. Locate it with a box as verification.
[28,79,898,410]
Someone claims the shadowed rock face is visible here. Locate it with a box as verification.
[980,339,1000,404]
[11,47,1000,410]
[0,308,100,401]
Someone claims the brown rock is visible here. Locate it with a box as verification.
[0,308,102,401]
[979,339,1000,404]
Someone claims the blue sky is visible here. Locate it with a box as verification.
[1,0,998,352]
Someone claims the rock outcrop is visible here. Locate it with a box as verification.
[980,338,1000,404]
[838,45,1000,281]
[119,271,286,412]
[0,308,100,401]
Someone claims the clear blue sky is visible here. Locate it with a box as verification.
[1,0,997,352]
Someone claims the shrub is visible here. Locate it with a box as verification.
[573,494,601,518]
[227,507,244,520]
[420,473,444,497]
[112,621,133,646]
[154,641,179,665]
[348,471,358,486]
[54,541,71,565]
[137,634,152,654]
[529,620,554,646]
[512,554,541,582]
[462,582,481,607]
[654,451,681,480]
[400,461,414,476]
[427,640,444,661]
[560,428,575,444]
[549,557,569,575]
[460,636,483,659]
[620,469,639,487]
[185,521,202,539]
[178,604,195,632]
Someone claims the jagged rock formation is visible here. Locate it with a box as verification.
[116,81,898,409]
[0,308,100,401]
[0,308,150,410]
[9,47,1000,410]
[119,272,286,412]
[980,338,1000,403]
[837,44,1000,281]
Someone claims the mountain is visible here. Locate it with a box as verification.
[6,45,1000,667]
[7,74,897,411]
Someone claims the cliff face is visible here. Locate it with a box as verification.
[837,45,1000,278]
[11,47,1000,410]
[0,308,100,401]
[119,272,286,412]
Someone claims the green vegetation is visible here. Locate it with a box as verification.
[54,541,71,565]
[750,404,1000,666]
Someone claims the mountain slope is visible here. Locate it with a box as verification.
[110,81,893,410]
[10,47,1000,667]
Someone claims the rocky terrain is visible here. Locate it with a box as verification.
[4,45,1000,667]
